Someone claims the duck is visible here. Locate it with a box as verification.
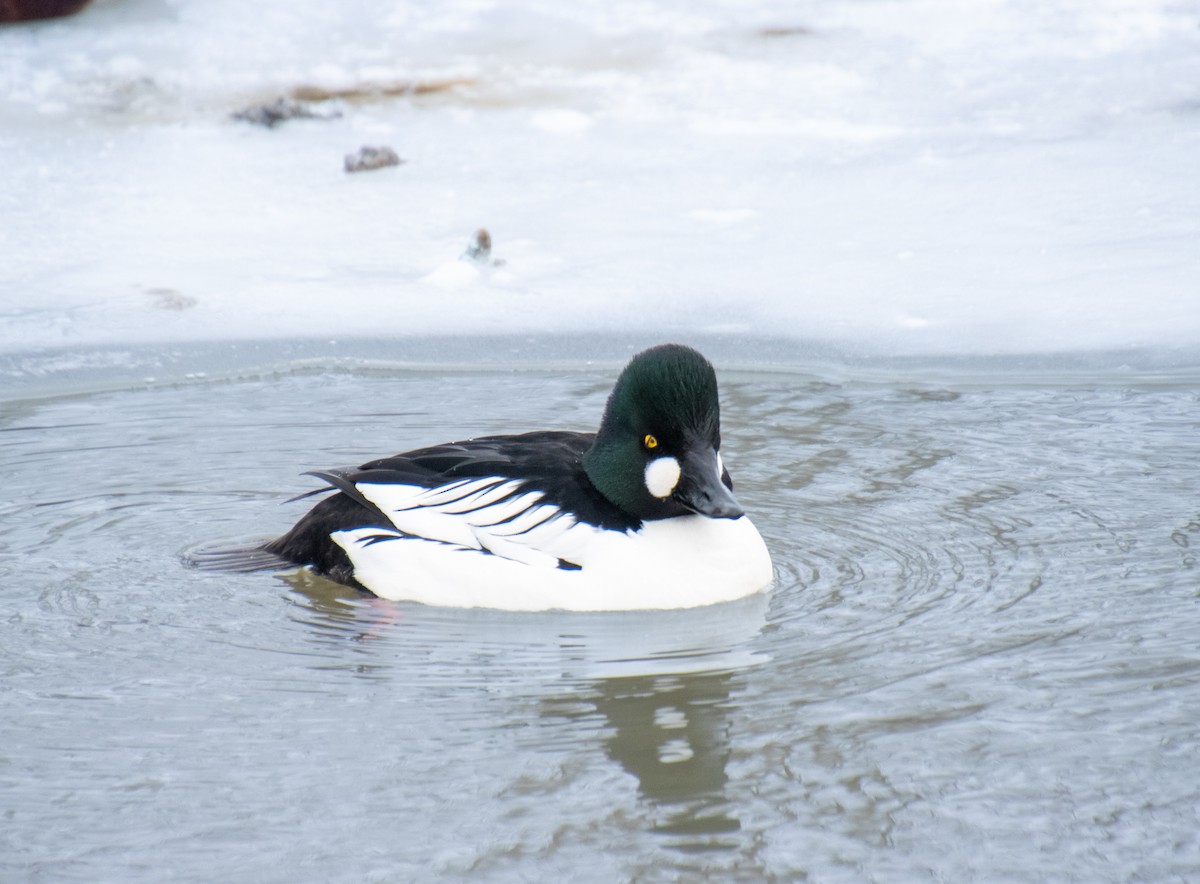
[200,344,773,611]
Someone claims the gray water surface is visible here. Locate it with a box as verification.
[2,366,1198,881]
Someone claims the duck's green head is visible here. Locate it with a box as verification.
[583,343,744,521]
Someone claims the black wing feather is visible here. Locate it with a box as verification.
[255,430,636,587]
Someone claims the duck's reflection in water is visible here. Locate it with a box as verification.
[542,595,769,851]
[284,570,768,849]
[582,668,744,845]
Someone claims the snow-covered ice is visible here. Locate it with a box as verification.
[1,0,1197,372]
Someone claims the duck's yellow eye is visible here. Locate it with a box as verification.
[643,434,658,450]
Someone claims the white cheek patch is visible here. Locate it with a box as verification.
[716,451,725,480]
[644,456,682,499]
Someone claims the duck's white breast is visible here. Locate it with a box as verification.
[331,512,773,612]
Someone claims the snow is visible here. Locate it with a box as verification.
[1,0,1197,370]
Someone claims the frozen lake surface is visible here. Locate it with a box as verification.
[2,0,1199,880]
[1,0,1198,365]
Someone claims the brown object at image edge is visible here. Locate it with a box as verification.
[1,0,90,23]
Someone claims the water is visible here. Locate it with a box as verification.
[3,362,1198,881]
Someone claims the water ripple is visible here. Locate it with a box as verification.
[3,367,1199,881]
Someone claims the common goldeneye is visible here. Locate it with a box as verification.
[201,344,773,611]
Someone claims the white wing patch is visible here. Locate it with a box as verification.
[321,475,773,611]
[350,477,584,568]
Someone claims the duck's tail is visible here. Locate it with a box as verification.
[184,538,293,573]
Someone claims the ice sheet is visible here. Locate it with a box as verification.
[1,0,1197,370]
